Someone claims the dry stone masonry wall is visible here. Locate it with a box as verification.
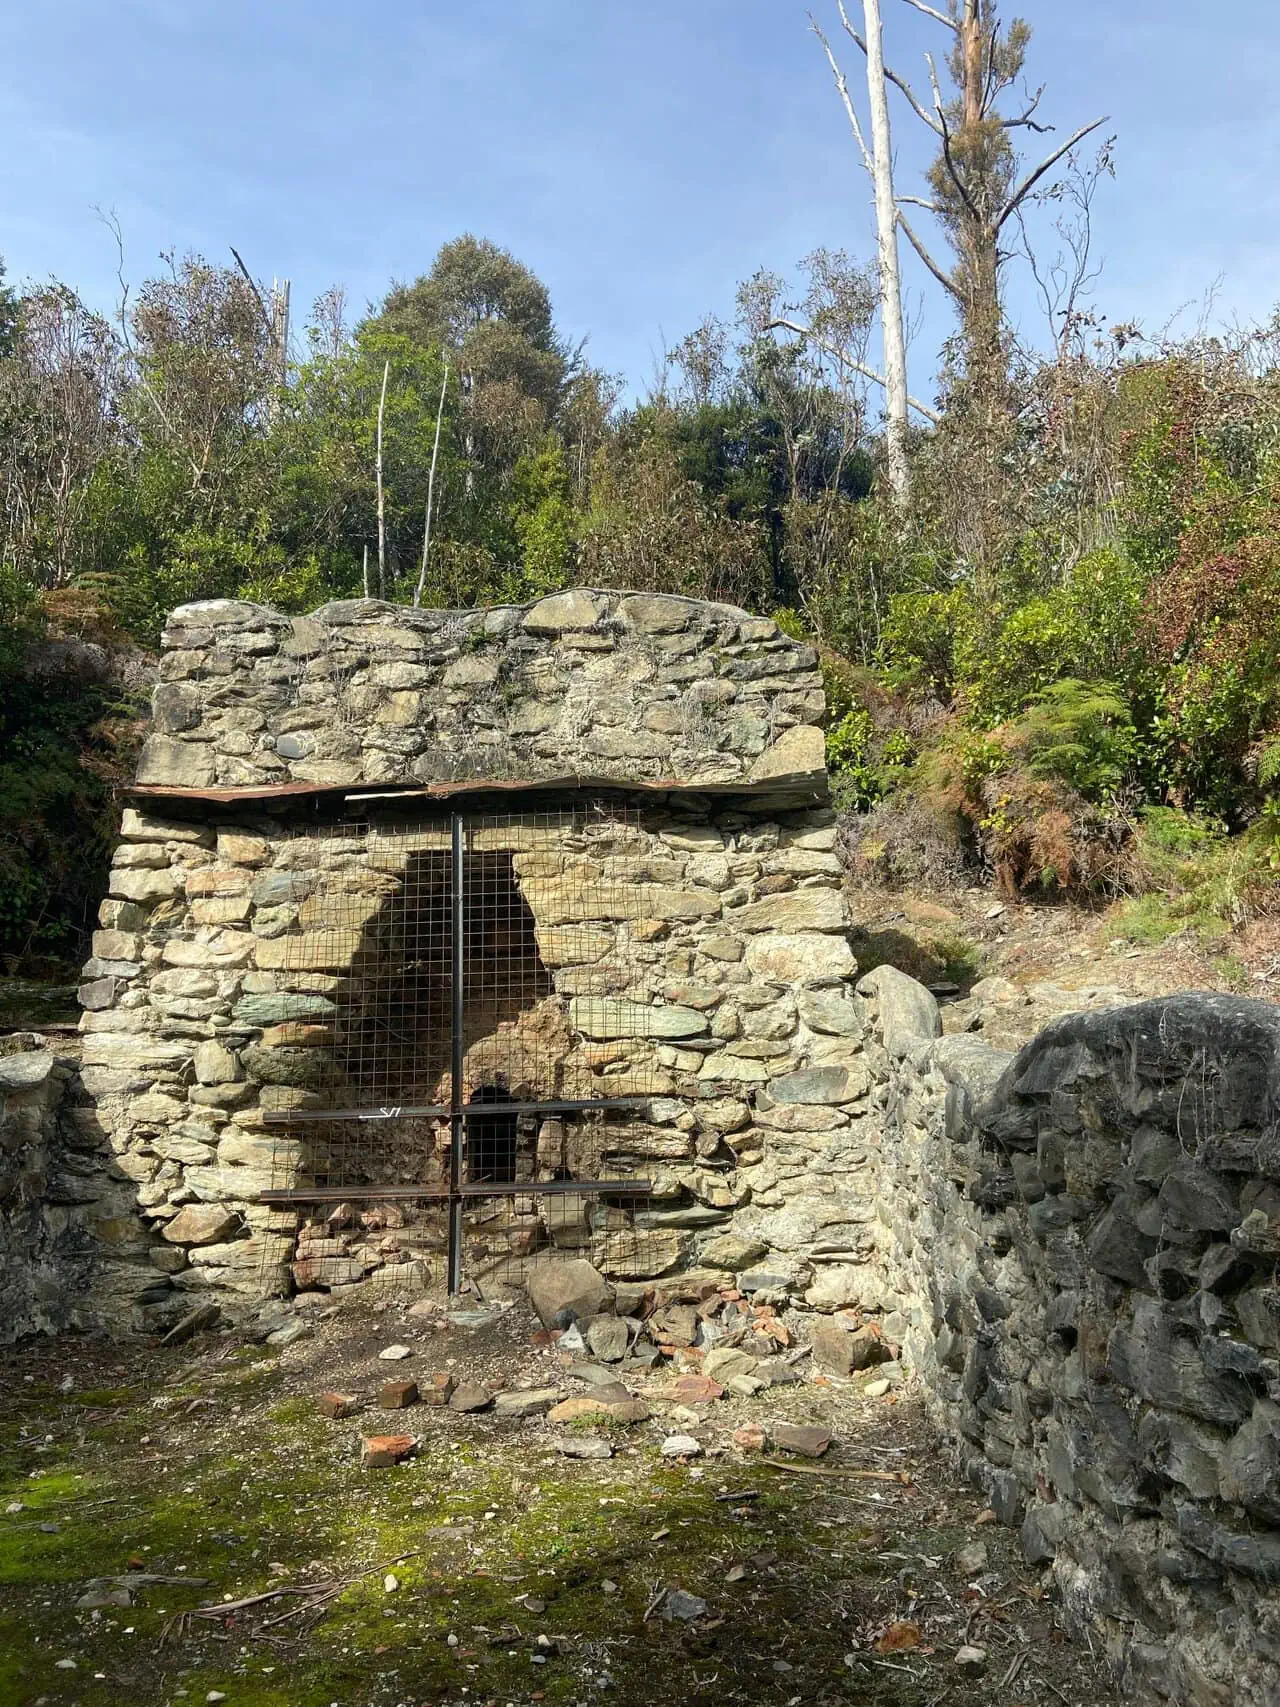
[135,590,827,797]
[866,982,1280,1707]
[0,1035,143,1339]
[75,798,855,1318]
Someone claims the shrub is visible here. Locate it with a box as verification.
[880,587,976,699]
[1005,678,1138,800]
[975,770,1136,900]
[837,790,973,890]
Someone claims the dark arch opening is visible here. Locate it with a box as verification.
[467,1083,517,1185]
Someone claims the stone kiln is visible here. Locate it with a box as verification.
[5,582,1271,1704]
[79,587,865,1312]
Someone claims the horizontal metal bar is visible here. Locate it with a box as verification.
[262,1097,649,1126]
[257,1178,651,1206]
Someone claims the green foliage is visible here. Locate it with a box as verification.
[508,443,578,597]
[826,707,881,811]
[880,587,976,698]
[0,616,140,961]
[1008,679,1138,799]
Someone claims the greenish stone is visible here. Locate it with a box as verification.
[232,993,336,1026]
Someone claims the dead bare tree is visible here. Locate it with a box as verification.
[840,0,1106,422]
[810,2,913,502]
[375,358,389,598]
[413,362,450,608]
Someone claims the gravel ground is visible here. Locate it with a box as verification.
[0,1301,1124,1707]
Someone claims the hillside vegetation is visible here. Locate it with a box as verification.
[3,9,1280,980]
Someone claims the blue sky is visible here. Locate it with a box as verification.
[2,0,1278,408]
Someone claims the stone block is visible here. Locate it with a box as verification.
[162,934,254,968]
[193,1040,242,1086]
[746,724,825,785]
[736,890,846,933]
[522,590,602,633]
[526,1258,610,1327]
[618,594,691,633]
[162,1204,242,1247]
[769,1421,831,1457]
[216,829,271,867]
[569,998,706,1040]
[135,736,216,788]
[768,1064,855,1105]
[856,965,942,1056]
[810,1317,888,1375]
[745,932,855,984]
[798,990,866,1038]
[0,1052,53,1090]
[120,808,211,844]
[92,929,142,963]
[700,1232,766,1270]
[233,993,337,1026]
[109,867,184,903]
[254,931,363,971]
[493,1387,561,1418]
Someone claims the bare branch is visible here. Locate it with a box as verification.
[810,15,874,175]
[1003,84,1050,131]
[933,83,983,222]
[413,362,450,609]
[229,247,274,339]
[837,0,942,134]
[897,194,941,211]
[899,0,959,29]
[998,117,1109,228]
[763,316,940,422]
[895,208,962,299]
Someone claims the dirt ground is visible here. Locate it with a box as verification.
[849,878,1280,1008]
[0,1300,1124,1707]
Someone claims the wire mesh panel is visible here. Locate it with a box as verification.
[258,800,672,1295]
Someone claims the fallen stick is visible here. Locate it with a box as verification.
[759,1456,913,1483]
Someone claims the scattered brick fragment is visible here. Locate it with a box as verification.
[318,1392,361,1419]
[422,1373,457,1406]
[379,1379,419,1409]
[361,1433,416,1468]
[769,1422,832,1458]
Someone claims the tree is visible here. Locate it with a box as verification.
[374,236,575,499]
[850,0,1106,424]
[811,1,912,502]
[0,283,124,590]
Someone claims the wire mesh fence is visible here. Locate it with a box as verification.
[258,801,670,1296]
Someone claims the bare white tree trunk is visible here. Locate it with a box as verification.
[362,541,370,598]
[862,0,910,503]
[375,359,390,599]
[414,362,450,609]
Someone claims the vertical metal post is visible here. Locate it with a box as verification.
[447,811,466,1294]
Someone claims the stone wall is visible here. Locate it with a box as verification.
[74,796,864,1320]
[135,590,826,799]
[0,1035,157,1339]
[860,977,1280,1707]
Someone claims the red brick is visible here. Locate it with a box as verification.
[361,1433,416,1468]
[318,1391,361,1419]
[379,1379,419,1409]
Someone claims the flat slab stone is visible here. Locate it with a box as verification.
[0,1051,54,1091]
[547,1393,649,1426]
[492,1388,560,1419]
[770,1422,832,1458]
